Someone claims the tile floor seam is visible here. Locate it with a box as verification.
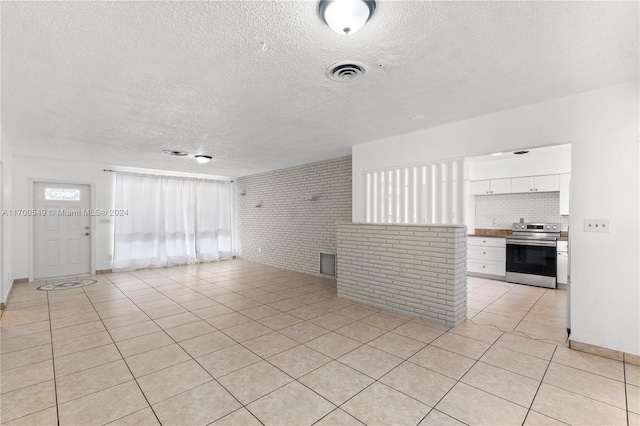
[127,280,293,422]
[624,361,630,426]
[310,408,364,426]
[549,358,627,383]
[46,290,61,426]
[544,381,631,414]
[373,358,446,406]
[464,358,545,388]
[0,365,55,396]
[427,333,506,423]
[79,282,164,426]
[480,285,546,333]
[524,344,559,425]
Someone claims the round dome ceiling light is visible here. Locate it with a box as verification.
[326,61,367,82]
[162,150,189,156]
[194,155,213,165]
[319,0,376,35]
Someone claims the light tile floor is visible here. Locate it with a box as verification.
[1,260,637,425]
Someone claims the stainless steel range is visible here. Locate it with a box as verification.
[506,222,561,288]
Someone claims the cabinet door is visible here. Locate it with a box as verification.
[511,177,533,193]
[491,179,511,194]
[534,174,560,192]
[559,174,570,215]
[470,180,491,195]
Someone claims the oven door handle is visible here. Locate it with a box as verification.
[507,239,557,247]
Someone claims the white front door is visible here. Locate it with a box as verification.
[34,182,91,280]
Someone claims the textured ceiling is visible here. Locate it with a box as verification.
[2,1,638,177]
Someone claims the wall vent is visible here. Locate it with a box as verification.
[319,252,336,277]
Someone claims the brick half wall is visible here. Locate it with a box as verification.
[337,223,467,326]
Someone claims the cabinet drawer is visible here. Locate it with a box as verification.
[468,237,506,248]
[468,246,505,262]
[468,260,506,276]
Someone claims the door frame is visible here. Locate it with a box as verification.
[28,179,96,282]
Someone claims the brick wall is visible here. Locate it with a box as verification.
[236,156,352,276]
[476,192,569,230]
[337,223,467,326]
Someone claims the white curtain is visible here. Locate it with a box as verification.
[113,173,235,271]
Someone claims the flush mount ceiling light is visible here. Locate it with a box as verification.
[194,155,213,164]
[162,150,189,156]
[319,0,376,35]
[491,152,504,156]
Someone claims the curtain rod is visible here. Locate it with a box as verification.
[103,169,234,183]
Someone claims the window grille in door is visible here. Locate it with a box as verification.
[362,160,463,225]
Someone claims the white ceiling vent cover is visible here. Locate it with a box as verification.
[320,252,336,277]
[326,61,367,83]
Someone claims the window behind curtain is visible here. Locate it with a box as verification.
[113,172,235,271]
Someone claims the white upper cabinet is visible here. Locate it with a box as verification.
[511,174,560,193]
[491,179,512,194]
[472,174,567,196]
[470,178,511,195]
[510,176,534,193]
[534,174,560,192]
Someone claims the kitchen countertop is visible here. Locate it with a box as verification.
[468,228,512,238]
[469,228,569,240]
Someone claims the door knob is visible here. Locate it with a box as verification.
[84,232,90,236]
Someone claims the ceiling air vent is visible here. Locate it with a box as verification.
[326,61,367,83]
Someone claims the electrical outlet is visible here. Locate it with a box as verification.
[584,219,610,233]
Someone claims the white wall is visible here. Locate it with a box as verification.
[352,81,640,355]
[1,131,15,304]
[468,145,571,181]
[12,158,116,279]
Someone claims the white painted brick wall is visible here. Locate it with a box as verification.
[476,192,569,230]
[237,156,352,276]
[337,223,467,326]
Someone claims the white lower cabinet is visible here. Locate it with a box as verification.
[467,237,506,277]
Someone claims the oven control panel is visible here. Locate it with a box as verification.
[512,223,560,232]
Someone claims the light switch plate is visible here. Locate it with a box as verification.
[584,219,609,233]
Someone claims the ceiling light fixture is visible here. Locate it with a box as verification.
[194,155,213,164]
[319,0,376,35]
[491,152,503,156]
[162,150,189,157]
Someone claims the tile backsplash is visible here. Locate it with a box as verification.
[475,192,569,231]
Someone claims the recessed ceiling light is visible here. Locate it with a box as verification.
[410,115,424,121]
[513,150,530,155]
[162,150,188,156]
[491,152,503,156]
[194,155,213,165]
